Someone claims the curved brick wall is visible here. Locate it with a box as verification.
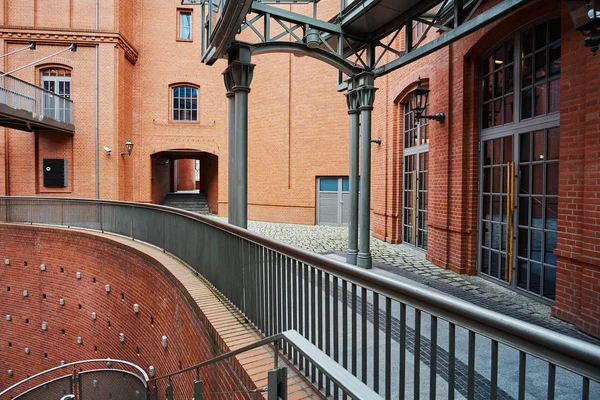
[0,224,248,397]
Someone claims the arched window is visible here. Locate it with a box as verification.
[402,93,429,250]
[172,85,198,121]
[478,17,560,301]
[40,67,71,121]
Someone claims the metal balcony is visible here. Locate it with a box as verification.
[0,74,75,134]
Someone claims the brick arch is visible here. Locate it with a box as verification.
[149,146,219,158]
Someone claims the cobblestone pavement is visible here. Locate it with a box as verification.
[207,216,600,344]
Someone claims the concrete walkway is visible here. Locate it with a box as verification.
[207,216,600,346]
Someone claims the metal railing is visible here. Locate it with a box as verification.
[148,330,379,400]
[1,197,599,399]
[0,74,73,124]
[0,359,148,400]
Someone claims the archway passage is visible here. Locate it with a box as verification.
[150,149,218,215]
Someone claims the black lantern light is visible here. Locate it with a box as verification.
[121,139,134,156]
[411,78,445,123]
[566,0,600,55]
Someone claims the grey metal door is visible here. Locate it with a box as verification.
[317,177,353,226]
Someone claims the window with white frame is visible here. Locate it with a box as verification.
[178,10,192,40]
[41,67,71,122]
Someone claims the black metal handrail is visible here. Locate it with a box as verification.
[1,196,599,400]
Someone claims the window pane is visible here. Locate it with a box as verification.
[535,23,547,50]
[533,130,544,161]
[520,165,530,194]
[482,102,490,129]
[549,43,561,77]
[521,56,532,87]
[494,70,503,96]
[320,178,338,192]
[503,136,513,163]
[504,95,514,124]
[504,67,514,94]
[546,163,558,195]
[531,197,543,227]
[530,262,541,294]
[506,40,515,64]
[543,265,556,300]
[546,202,558,229]
[521,89,532,119]
[549,18,561,43]
[547,127,560,160]
[534,84,546,116]
[520,132,530,162]
[545,233,557,265]
[482,76,492,101]
[522,29,533,56]
[517,259,528,289]
[518,228,529,258]
[180,12,192,39]
[534,51,547,83]
[532,165,543,194]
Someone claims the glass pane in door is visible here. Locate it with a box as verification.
[480,136,513,282]
[516,128,559,300]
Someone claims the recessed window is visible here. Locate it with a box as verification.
[178,10,192,41]
[172,85,198,121]
[41,67,72,122]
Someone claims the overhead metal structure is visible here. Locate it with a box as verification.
[195,0,531,80]
[184,0,532,268]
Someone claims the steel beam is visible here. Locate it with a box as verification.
[373,0,531,77]
[251,2,345,35]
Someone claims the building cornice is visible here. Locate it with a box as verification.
[0,27,139,64]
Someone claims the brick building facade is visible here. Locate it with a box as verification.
[0,0,599,338]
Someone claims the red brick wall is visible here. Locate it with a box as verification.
[151,159,171,204]
[0,224,250,398]
[200,153,219,213]
[177,159,196,191]
[551,5,600,337]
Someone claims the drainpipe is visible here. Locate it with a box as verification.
[95,1,99,198]
[95,44,99,199]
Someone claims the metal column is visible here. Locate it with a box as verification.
[224,73,236,225]
[355,73,376,269]
[345,81,360,265]
[223,46,255,229]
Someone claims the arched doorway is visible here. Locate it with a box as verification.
[478,16,561,301]
[150,149,219,215]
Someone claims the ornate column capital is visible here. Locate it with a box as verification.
[354,72,377,111]
[225,60,255,93]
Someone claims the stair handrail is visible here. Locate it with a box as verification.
[150,329,381,399]
[0,359,149,398]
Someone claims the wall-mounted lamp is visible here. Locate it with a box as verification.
[566,0,600,55]
[120,139,134,156]
[411,78,445,123]
[304,29,321,49]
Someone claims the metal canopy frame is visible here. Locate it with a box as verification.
[195,0,532,83]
